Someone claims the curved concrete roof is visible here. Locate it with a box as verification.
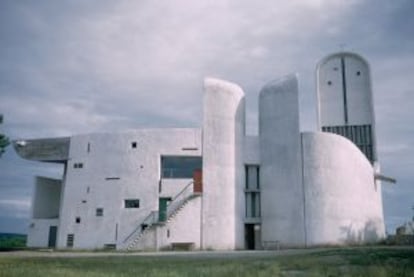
[13,137,70,163]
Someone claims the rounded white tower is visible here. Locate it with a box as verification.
[201,78,245,250]
[316,52,377,163]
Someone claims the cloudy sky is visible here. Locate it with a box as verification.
[0,0,413,234]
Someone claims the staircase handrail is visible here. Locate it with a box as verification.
[167,181,194,219]
[122,210,158,243]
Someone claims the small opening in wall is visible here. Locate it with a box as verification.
[81,200,87,204]
[131,142,137,148]
[125,199,140,208]
[74,163,83,169]
[327,81,332,86]
[87,142,91,153]
[96,208,104,216]
[333,67,338,71]
[356,71,361,76]
[87,187,90,194]
[75,217,81,224]
[67,234,74,247]
[167,229,170,238]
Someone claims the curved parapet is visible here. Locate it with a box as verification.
[202,77,245,249]
[259,74,305,247]
[302,131,385,245]
[13,137,70,163]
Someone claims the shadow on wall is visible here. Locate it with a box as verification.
[340,220,383,244]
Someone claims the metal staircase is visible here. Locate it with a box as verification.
[122,181,201,251]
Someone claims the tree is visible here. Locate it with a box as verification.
[0,114,10,157]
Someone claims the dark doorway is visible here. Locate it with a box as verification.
[245,224,255,250]
[48,226,57,248]
[158,197,171,222]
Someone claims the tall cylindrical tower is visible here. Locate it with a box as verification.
[202,78,245,250]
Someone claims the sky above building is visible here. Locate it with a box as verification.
[0,0,413,234]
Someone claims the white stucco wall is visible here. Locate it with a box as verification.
[33,177,61,219]
[159,196,202,249]
[244,135,260,165]
[259,75,305,248]
[302,132,385,245]
[202,78,245,250]
[56,128,201,249]
[27,219,59,248]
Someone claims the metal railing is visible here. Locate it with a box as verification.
[166,181,194,219]
[122,210,158,243]
[122,181,198,246]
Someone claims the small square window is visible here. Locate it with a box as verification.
[125,199,140,208]
[73,163,83,169]
[131,142,137,148]
[96,208,104,216]
[75,217,81,223]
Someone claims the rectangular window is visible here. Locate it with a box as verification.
[322,124,374,163]
[131,142,137,148]
[161,156,202,178]
[125,199,140,208]
[67,234,74,247]
[75,217,81,223]
[245,165,261,219]
[96,208,104,216]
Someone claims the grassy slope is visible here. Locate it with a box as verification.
[0,248,413,277]
[0,233,26,249]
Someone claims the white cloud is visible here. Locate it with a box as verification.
[0,199,31,219]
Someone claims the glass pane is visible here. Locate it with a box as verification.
[161,156,202,178]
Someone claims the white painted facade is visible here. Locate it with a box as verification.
[15,52,386,250]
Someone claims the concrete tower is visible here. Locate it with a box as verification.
[202,78,245,250]
[316,52,377,163]
[259,75,305,248]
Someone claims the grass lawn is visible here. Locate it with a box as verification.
[0,247,413,276]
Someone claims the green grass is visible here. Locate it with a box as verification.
[0,248,413,276]
[0,233,26,250]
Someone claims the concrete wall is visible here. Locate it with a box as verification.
[159,196,202,249]
[244,135,260,165]
[302,132,385,245]
[32,177,62,219]
[27,219,59,248]
[259,74,305,248]
[56,128,201,249]
[202,78,245,250]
